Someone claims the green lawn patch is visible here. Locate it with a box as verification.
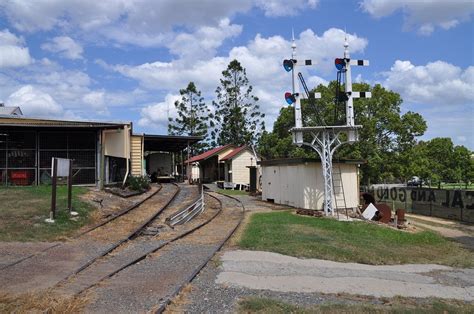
[0,186,93,242]
[439,183,474,190]
[217,188,248,196]
[238,211,474,267]
[238,297,474,314]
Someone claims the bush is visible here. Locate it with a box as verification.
[126,175,150,191]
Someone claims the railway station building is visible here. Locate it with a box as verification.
[0,114,200,187]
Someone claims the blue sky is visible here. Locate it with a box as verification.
[0,0,473,148]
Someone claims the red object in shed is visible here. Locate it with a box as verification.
[10,170,29,185]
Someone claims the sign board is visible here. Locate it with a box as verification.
[104,127,130,158]
[362,203,378,220]
[367,186,474,223]
[52,157,71,177]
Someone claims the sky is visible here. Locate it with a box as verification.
[0,0,473,149]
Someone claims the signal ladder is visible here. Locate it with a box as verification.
[332,165,349,220]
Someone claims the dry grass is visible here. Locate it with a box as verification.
[164,283,193,313]
[0,291,89,313]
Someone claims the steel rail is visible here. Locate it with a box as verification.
[72,191,223,296]
[75,184,163,237]
[166,185,205,227]
[0,184,163,271]
[155,190,246,313]
[53,183,181,288]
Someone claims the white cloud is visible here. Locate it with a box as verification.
[383,60,474,106]
[7,85,64,117]
[1,0,318,47]
[383,60,474,148]
[167,18,242,60]
[255,0,318,17]
[1,0,253,46]
[0,29,32,67]
[361,0,474,35]
[0,56,137,119]
[113,29,366,91]
[138,94,180,132]
[122,28,365,130]
[82,91,110,115]
[41,36,84,60]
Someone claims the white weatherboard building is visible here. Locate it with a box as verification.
[260,158,362,210]
[186,145,259,186]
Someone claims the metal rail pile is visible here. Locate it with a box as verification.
[166,185,205,227]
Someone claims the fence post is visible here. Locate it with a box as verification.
[46,158,58,223]
[67,159,72,212]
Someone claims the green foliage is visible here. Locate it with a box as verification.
[239,211,474,267]
[259,82,430,184]
[168,82,211,154]
[403,138,474,186]
[211,59,265,146]
[126,175,150,191]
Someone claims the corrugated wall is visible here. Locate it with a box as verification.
[130,135,143,176]
[262,162,359,210]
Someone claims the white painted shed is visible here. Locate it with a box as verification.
[220,146,259,186]
[260,158,362,210]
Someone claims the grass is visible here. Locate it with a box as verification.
[238,211,474,267]
[238,297,474,314]
[439,183,474,190]
[0,185,93,241]
[217,188,248,196]
[0,291,88,313]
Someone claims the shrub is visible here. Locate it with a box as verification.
[126,175,150,191]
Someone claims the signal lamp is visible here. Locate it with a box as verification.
[283,59,294,72]
[335,58,345,71]
[285,92,296,105]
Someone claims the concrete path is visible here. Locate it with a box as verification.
[216,250,474,301]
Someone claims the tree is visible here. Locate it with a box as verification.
[211,59,265,146]
[258,82,427,185]
[168,82,210,153]
[420,138,473,187]
[453,145,474,187]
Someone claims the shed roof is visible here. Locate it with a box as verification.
[185,144,235,163]
[0,106,22,115]
[0,114,129,129]
[220,145,249,161]
[142,134,202,152]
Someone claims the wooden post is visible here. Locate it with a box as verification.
[68,159,79,216]
[67,159,72,212]
[47,157,58,223]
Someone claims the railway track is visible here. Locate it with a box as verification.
[53,185,217,296]
[155,191,245,313]
[80,189,245,313]
[1,184,247,314]
[0,183,181,294]
[0,184,164,271]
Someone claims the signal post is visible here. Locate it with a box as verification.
[283,35,370,216]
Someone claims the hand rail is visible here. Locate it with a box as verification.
[166,185,205,227]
